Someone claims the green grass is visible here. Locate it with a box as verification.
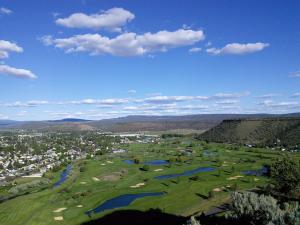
[0,138,294,225]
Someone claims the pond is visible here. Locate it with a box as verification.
[242,166,269,176]
[154,167,215,180]
[53,164,72,187]
[203,150,217,157]
[85,192,165,216]
[123,159,169,165]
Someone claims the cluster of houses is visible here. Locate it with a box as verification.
[0,132,160,182]
[0,147,86,181]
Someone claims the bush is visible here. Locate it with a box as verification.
[228,191,300,225]
[185,216,201,225]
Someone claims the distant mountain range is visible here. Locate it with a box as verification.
[0,113,300,132]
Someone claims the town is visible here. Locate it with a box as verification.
[0,131,160,183]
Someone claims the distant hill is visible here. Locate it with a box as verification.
[48,118,92,123]
[199,117,300,147]
[1,113,300,133]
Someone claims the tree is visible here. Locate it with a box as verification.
[208,190,214,199]
[270,156,300,196]
[141,165,150,171]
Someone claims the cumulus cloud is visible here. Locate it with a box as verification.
[0,7,12,15]
[0,65,37,79]
[207,42,269,55]
[189,47,201,53]
[55,8,135,32]
[41,29,205,56]
[0,40,23,59]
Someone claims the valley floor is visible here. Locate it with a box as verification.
[0,138,294,225]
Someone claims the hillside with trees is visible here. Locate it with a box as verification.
[198,118,300,147]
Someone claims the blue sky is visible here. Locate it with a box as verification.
[0,0,300,120]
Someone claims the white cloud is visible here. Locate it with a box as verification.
[128,89,137,94]
[212,91,250,99]
[6,100,48,107]
[41,29,205,56]
[215,100,239,105]
[259,100,299,109]
[289,71,300,78]
[292,93,300,97]
[55,8,135,32]
[207,42,269,55]
[0,40,23,59]
[0,114,8,119]
[0,7,12,15]
[69,98,129,105]
[205,41,212,47]
[0,65,37,79]
[256,93,281,99]
[189,47,201,53]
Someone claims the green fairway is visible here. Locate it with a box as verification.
[0,138,295,225]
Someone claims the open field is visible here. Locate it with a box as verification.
[0,137,297,225]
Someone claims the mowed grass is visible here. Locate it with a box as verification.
[0,138,292,225]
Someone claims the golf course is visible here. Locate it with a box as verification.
[0,136,295,225]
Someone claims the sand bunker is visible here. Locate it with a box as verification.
[54,216,63,221]
[77,205,83,208]
[130,183,145,188]
[92,177,100,181]
[154,169,163,172]
[107,161,113,164]
[101,163,106,166]
[254,178,260,181]
[53,208,67,213]
[101,174,120,181]
[213,188,222,192]
[227,175,244,180]
[100,169,128,182]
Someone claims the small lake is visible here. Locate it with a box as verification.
[123,159,169,165]
[203,150,217,157]
[85,192,165,216]
[155,167,215,180]
[242,166,269,176]
[53,164,72,187]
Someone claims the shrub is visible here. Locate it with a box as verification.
[185,216,201,225]
[228,191,300,225]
